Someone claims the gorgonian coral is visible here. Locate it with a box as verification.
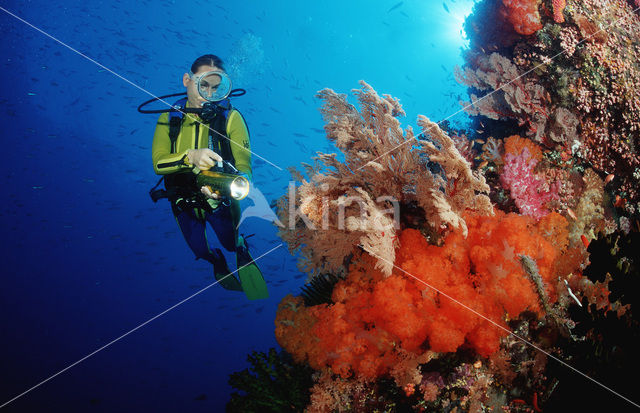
[455,52,551,144]
[276,81,492,277]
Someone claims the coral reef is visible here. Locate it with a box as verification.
[269,81,601,412]
[460,0,640,217]
[230,1,640,411]
[306,372,413,413]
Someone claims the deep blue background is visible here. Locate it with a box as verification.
[0,0,475,411]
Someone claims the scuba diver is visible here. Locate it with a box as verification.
[140,54,268,300]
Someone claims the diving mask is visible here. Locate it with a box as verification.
[190,70,232,102]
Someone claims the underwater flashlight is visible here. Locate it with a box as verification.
[193,167,250,200]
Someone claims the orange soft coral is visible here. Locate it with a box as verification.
[502,0,543,35]
[503,134,543,162]
[275,211,576,382]
[274,295,324,367]
[537,211,569,251]
[552,0,566,23]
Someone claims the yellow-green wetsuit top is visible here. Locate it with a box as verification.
[152,102,252,180]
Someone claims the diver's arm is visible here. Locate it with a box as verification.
[151,112,191,175]
[227,110,253,180]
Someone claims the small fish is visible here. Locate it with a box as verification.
[443,2,450,13]
[387,1,403,12]
[580,235,590,248]
[564,279,582,307]
[32,186,44,189]
[566,208,577,220]
[477,160,488,169]
[604,173,615,184]
[475,139,485,144]
[28,92,37,96]
[533,392,542,413]
[476,129,484,134]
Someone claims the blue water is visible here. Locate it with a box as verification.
[0,0,475,411]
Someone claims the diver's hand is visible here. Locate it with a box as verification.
[201,186,220,200]
[187,148,222,170]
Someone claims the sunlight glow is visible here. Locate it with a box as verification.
[439,0,476,48]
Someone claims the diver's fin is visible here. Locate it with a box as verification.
[236,235,269,300]
[212,248,243,291]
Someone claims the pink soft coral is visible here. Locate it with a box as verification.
[500,147,560,220]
